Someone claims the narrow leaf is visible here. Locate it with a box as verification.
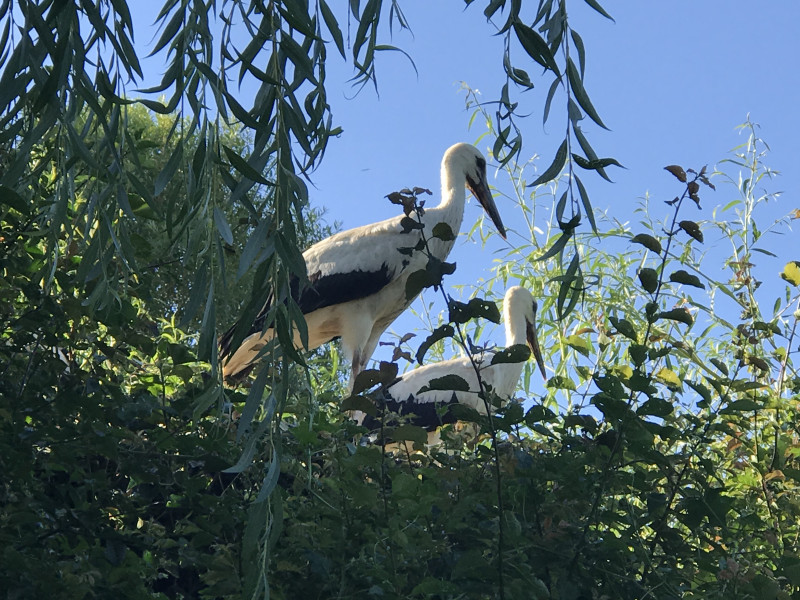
[214,207,234,245]
[566,58,608,129]
[531,138,567,186]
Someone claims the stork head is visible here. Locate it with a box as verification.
[505,286,547,379]
[444,143,506,239]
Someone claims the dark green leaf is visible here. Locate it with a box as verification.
[638,398,674,417]
[679,220,704,243]
[448,297,502,325]
[416,324,455,364]
[531,138,567,186]
[609,316,638,342]
[631,233,663,254]
[536,228,572,262]
[566,58,608,129]
[513,22,560,75]
[0,184,29,214]
[419,374,471,393]
[214,207,234,245]
[657,308,694,326]
[341,394,378,415]
[491,344,531,365]
[320,0,346,58]
[154,143,183,197]
[574,175,597,232]
[392,424,429,445]
[638,267,659,293]
[582,0,614,21]
[223,144,273,186]
[669,269,705,289]
[431,222,456,241]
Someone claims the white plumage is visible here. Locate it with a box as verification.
[360,286,546,437]
[220,143,505,384]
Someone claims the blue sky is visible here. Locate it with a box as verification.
[133,2,799,376]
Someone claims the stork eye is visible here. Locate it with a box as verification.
[476,156,486,171]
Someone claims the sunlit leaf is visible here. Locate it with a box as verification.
[780,261,800,286]
[654,368,682,390]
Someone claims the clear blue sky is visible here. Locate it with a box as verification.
[133,2,799,373]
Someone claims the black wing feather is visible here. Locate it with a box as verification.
[219,264,394,359]
[361,392,461,433]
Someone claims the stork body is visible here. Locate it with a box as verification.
[360,286,546,437]
[220,143,505,384]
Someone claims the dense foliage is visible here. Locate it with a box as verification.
[2,1,800,599]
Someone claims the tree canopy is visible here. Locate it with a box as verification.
[2,2,800,599]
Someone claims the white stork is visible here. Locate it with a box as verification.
[359,286,546,443]
[219,143,506,385]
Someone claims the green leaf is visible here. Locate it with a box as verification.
[491,344,531,365]
[679,220,704,243]
[574,175,597,232]
[531,138,567,186]
[351,367,397,394]
[405,268,433,301]
[571,29,586,77]
[582,0,615,21]
[151,6,185,55]
[431,222,456,241]
[566,58,608,129]
[537,228,572,262]
[657,308,694,326]
[223,144,273,186]
[341,394,377,415]
[392,424,429,445]
[710,358,729,376]
[154,143,183,196]
[320,0,346,58]
[416,324,455,364]
[609,316,638,342]
[556,252,581,320]
[0,184,29,214]
[571,154,623,174]
[213,207,234,245]
[669,269,705,289]
[513,22,560,75]
[448,297,502,325]
[565,335,591,357]
[631,233,662,255]
[638,267,659,293]
[419,374,471,393]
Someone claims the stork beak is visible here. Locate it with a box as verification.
[467,174,506,239]
[526,302,546,379]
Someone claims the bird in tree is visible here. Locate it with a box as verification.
[220,143,506,386]
[360,286,546,444]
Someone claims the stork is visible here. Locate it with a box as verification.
[360,286,546,443]
[219,143,506,385]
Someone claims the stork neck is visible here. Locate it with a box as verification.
[435,156,468,219]
[505,306,528,347]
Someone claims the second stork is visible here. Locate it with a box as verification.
[360,286,547,441]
